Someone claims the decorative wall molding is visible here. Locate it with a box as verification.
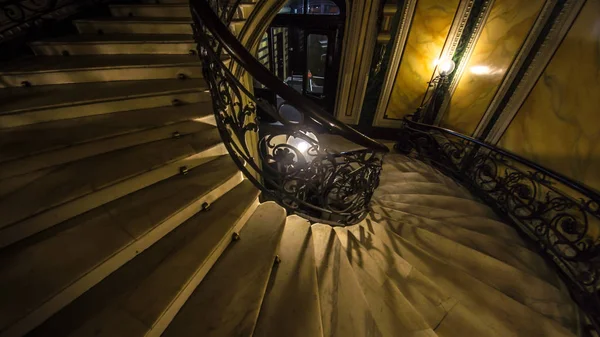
[472,0,558,138]
[238,0,285,51]
[486,0,585,143]
[334,0,382,124]
[373,0,477,128]
[434,0,494,124]
[371,0,417,127]
[437,0,475,69]
[376,3,397,43]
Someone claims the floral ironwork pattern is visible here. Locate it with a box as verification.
[0,0,104,43]
[191,0,386,225]
[397,116,600,330]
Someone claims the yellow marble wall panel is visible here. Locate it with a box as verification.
[499,0,600,191]
[384,0,460,120]
[442,0,545,135]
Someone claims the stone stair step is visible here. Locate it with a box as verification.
[384,154,441,175]
[0,156,243,337]
[0,78,209,128]
[74,17,194,35]
[346,223,506,337]
[162,202,286,337]
[140,0,195,3]
[373,199,494,220]
[29,34,196,56]
[373,181,474,200]
[374,194,497,218]
[366,212,559,285]
[370,204,524,243]
[109,3,255,19]
[311,224,384,337]
[0,102,214,179]
[375,214,570,323]
[333,227,437,337]
[357,220,578,336]
[111,4,192,18]
[0,129,226,247]
[73,17,245,36]
[379,170,439,184]
[253,216,324,337]
[0,55,201,87]
[343,222,458,328]
[25,181,259,337]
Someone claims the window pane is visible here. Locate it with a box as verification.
[307,0,340,15]
[306,34,327,95]
[279,0,340,15]
[279,0,304,14]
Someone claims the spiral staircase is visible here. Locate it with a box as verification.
[0,0,585,336]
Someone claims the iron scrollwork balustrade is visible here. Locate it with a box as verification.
[397,116,600,331]
[190,0,387,225]
[0,0,103,43]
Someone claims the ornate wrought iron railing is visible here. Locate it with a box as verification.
[0,0,104,44]
[397,115,600,332]
[190,0,388,225]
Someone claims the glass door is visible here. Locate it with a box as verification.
[257,0,345,115]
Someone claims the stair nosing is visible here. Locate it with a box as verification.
[0,164,244,337]
[0,139,226,248]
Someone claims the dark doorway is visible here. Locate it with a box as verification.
[255,0,345,116]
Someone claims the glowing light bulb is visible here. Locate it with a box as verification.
[438,59,456,76]
[297,141,310,153]
[470,65,491,75]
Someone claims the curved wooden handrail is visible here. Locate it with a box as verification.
[190,0,389,153]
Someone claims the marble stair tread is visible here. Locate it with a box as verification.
[0,102,214,177]
[371,213,571,322]
[384,154,441,174]
[30,33,194,44]
[162,202,286,337]
[141,0,200,3]
[356,220,578,336]
[0,129,224,247]
[379,171,438,184]
[311,224,384,337]
[77,17,194,22]
[373,198,496,220]
[0,79,207,115]
[74,17,245,35]
[0,156,242,337]
[28,34,196,57]
[373,181,474,200]
[370,204,524,243]
[381,162,460,187]
[0,101,212,162]
[364,212,554,278]
[27,181,259,337]
[0,79,209,128]
[342,224,496,337]
[253,216,324,337]
[109,3,255,19]
[343,221,457,327]
[110,4,194,18]
[333,227,437,337]
[374,194,497,218]
[0,55,199,74]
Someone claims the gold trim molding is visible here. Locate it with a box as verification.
[372,0,418,128]
[472,0,557,137]
[486,0,586,143]
[435,0,494,125]
[334,0,382,124]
